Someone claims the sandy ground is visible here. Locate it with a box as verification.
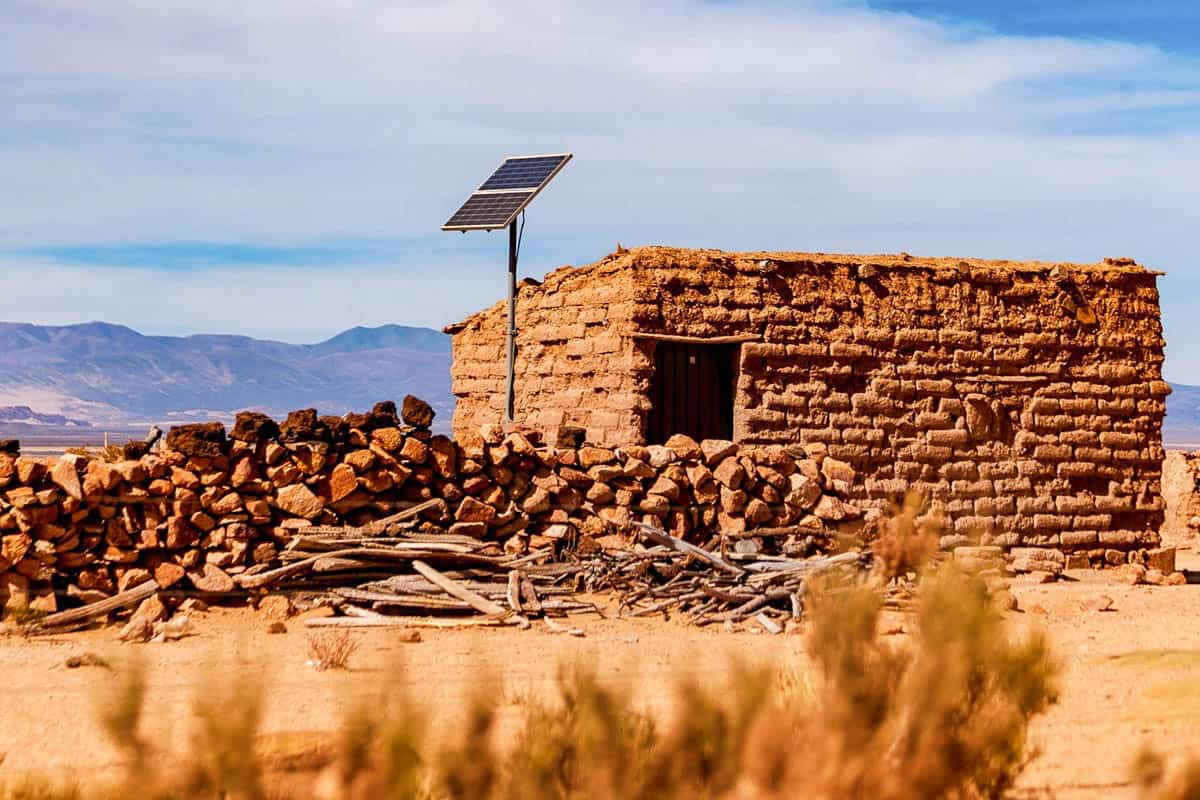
[4,553,1200,798]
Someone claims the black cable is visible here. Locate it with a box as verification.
[515,210,526,267]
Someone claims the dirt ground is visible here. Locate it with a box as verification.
[5,551,1200,798]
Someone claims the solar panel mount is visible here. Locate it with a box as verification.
[442,153,572,231]
[441,151,573,424]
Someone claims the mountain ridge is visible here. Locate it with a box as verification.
[0,321,453,425]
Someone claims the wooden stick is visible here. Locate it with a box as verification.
[507,571,523,614]
[305,616,503,629]
[412,560,507,616]
[236,548,501,589]
[755,613,783,635]
[629,331,760,345]
[362,498,442,533]
[740,551,862,574]
[519,578,543,615]
[342,604,386,619]
[629,521,744,577]
[36,580,157,628]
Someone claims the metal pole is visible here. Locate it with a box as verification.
[505,219,517,424]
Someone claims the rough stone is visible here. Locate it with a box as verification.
[1009,547,1066,575]
[664,434,703,462]
[50,456,84,501]
[328,463,359,503]
[273,484,325,520]
[232,412,280,442]
[188,563,235,593]
[166,422,227,457]
[401,394,435,427]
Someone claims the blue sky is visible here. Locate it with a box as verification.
[1,1,1199,380]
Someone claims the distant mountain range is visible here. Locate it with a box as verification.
[0,321,452,427]
[1165,383,1200,447]
[0,405,91,427]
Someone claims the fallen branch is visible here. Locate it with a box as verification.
[411,560,507,617]
[36,580,158,629]
[629,521,745,577]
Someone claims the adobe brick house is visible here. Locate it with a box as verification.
[446,246,1168,555]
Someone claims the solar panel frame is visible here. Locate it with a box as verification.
[442,152,572,231]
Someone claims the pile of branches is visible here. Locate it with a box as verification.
[581,522,865,633]
[31,499,868,636]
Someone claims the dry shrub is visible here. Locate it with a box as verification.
[95,658,267,800]
[0,781,79,800]
[1133,747,1200,799]
[327,679,428,800]
[871,490,942,580]
[418,562,1053,800]
[96,659,148,776]
[307,630,360,671]
[64,445,123,463]
[794,564,1058,799]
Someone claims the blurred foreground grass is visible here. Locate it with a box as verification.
[0,559,1058,800]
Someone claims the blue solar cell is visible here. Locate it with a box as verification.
[443,191,533,230]
[478,155,569,191]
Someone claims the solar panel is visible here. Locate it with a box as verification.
[443,191,534,230]
[443,153,571,231]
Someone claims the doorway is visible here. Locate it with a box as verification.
[646,341,736,444]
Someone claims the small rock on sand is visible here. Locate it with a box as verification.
[65,653,111,670]
[1080,595,1115,613]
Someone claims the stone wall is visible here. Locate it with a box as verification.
[0,400,864,615]
[448,246,1168,564]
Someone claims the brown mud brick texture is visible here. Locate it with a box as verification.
[447,246,1167,562]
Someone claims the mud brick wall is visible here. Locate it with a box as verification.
[0,399,864,615]
[448,246,1168,564]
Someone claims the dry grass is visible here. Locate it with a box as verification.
[1133,747,1200,799]
[307,630,360,671]
[63,445,123,463]
[0,558,1056,800]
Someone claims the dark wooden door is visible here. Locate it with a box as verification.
[647,342,736,444]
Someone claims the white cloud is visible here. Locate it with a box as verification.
[1,0,1199,373]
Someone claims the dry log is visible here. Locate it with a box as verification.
[411,560,507,617]
[237,548,502,589]
[342,604,386,619]
[362,498,443,533]
[507,571,523,614]
[630,521,744,577]
[519,578,543,614]
[35,580,158,629]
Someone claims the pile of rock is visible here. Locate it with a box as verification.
[0,396,866,615]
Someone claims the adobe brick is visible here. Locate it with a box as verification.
[915,411,954,430]
[1061,530,1099,549]
[1058,462,1099,478]
[1033,514,1072,531]
[1018,496,1055,515]
[1074,513,1113,530]
[1033,444,1072,461]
